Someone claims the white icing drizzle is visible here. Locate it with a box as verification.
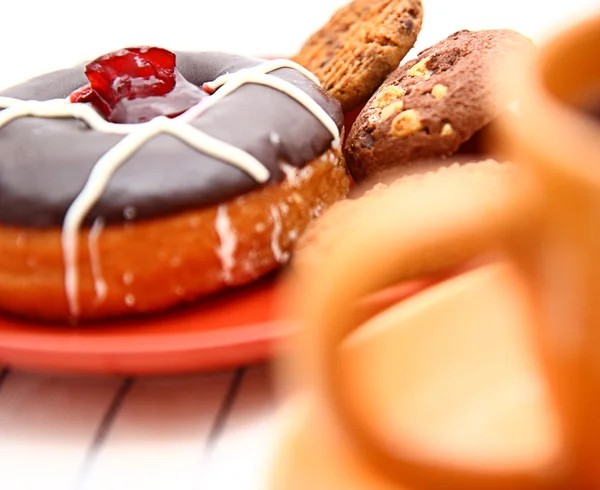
[269,131,280,145]
[0,98,270,182]
[215,205,237,284]
[270,205,289,263]
[184,59,340,144]
[280,161,314,188]
[0,96,146,135]
[87,217,108,304]
[0,57,339,318]
[123,206,137,220]
[202,72,340,144]
[15,234,26,248]
[204,58,322,90]
[122,272,134,285]
[61,115,270,316]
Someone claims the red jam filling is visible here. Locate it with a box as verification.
[69,47,207,124]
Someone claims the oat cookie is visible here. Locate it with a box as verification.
[293,0,423,113]
[344,29,535,182]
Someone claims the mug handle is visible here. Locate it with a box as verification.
[295,162,560,490]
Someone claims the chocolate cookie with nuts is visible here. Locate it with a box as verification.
[344,29,535,182]
[293,0,423,113]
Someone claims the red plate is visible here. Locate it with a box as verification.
[0,81,476,376]
[0,270,448,376]
[0,102,365,376]
[0,275,287,376]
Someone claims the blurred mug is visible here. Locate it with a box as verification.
[295,13,600,490]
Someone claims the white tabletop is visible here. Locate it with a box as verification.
[1,1,599,489]
[0,364,279,490]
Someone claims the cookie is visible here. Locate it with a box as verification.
[344,29,535,182]
[293,0,423,113]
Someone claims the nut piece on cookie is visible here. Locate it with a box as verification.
[431,84,448,100]
[381,101,405,121]
[390,109,423,137]
[441,123,454,136]
[373,86,406,108]
[293,0,423,113]
[344,29,535,182]
[407,56,432,79]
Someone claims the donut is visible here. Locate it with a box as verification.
[0,47,349,322]
[344,29,535,182]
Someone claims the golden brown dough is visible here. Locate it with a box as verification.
[0,149,349,322]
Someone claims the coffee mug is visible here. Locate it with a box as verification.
[292,14,600,490]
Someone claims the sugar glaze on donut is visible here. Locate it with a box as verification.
[0,51,347,321]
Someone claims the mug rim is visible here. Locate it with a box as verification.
[498,13,600,187]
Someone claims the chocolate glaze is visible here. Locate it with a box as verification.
[0,52,343,228]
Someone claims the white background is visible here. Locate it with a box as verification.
[1,0,599,90]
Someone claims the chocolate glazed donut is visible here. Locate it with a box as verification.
[0,50,349,322]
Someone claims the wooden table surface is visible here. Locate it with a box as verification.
[0,363,278,490]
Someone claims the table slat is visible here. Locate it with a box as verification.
[0,366,9,391]
[0,371,123,490]
[200,365,277,490]
[78,371,235,490]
